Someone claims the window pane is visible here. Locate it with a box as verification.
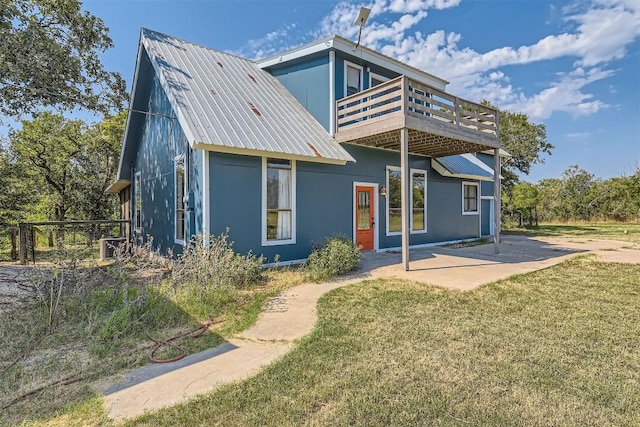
[267,210,291,240]
[347,65,361,95]
[412,172,426,231]
[388,169,401,232]
[357,190,370,230]
[463,184,478,213]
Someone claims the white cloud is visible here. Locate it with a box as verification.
[566,131,592,139]
[244,0,640,120]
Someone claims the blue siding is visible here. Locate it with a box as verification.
[269,55,331,131]
[476,153,496,197]
[208,144,480,262]
[132,71,196,255]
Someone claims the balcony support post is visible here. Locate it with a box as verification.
[401,127,410,271]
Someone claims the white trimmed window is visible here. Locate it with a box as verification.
[175,155,186,243]
[386,167,428,235]
[345,61,363,96]
[134,172,142,232]
[369,72,388,88]
[411,170,427,232]
[462,182,479,215]
[262,158,296,246]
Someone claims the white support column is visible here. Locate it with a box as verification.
[401,128,410,271]
[493,148,501,254]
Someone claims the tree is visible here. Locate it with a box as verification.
[0,144,33,226]
[10,112,87,222]
[511,181,540,227]
[482,101,554,193]
[0,0,126,119]
[560,165,595,221]
[70,111,125,221]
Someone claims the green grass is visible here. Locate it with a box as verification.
[124,258,639,427]
[504,221,640,244]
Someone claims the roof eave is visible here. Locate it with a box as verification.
[105,180,131,193]
[192,143,355,165]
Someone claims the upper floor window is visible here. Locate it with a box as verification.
[345,62,363,96]
[370,72,388,87]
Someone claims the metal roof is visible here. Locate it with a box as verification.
[432,153,495,181]
[141,29,355,164]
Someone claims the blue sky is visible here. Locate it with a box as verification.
[79,0,639,181]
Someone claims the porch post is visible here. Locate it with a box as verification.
[493,148,501,254]
[401,127,410,270]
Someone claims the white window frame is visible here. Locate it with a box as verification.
[261,157,296,246]
[134,171,142,232]
[386,166,428,236]
[369,71,389,88]
[344,61,363,97]
[462,181,480,215]
[174,155,186,244]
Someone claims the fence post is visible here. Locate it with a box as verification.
[10,227,17,261]
[19,224,26,265]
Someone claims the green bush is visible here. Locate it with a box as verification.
[305,235,361,282]
[171,232,264,289]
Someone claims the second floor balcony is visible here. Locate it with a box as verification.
[335,75,500,158]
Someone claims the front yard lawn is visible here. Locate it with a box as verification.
[130,257,640,426]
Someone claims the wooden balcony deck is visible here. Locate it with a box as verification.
[335,76,500,157]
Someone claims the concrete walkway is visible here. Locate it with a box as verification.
[103,235,639,419]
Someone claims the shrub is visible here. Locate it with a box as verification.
[171,232,264,289]
[305,235,361,282]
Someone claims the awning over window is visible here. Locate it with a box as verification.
[432,153,496,181]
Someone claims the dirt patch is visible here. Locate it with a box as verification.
[0,266,34,313]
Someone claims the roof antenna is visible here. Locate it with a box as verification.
[353,6,371,51]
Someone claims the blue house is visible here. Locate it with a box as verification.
[108,29,503,268]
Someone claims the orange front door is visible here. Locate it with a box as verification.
[355,186,375,251]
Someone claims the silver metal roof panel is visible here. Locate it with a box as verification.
[141,29,355,164]
[432,154,495,181]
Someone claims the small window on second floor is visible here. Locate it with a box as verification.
[346,62,362,96]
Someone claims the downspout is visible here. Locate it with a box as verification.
[329,50,336,137]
